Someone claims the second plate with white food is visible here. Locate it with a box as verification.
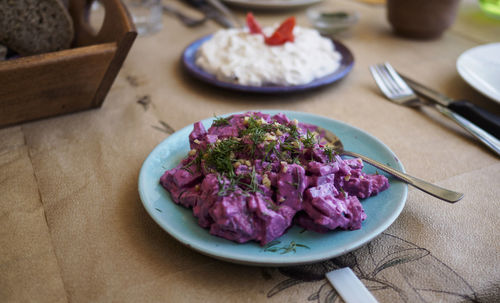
[182,35,354,94]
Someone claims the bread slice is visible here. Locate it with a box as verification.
[0,0,74,55]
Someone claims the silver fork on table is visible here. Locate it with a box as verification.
[370,62,500,157]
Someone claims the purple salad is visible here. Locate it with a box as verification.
[160,112,389,246]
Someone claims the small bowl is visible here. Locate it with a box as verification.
[307,8,359,36]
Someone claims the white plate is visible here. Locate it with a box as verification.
[457,43,500,103]
[222,0,323,10]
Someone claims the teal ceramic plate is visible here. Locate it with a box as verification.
[138,110,407,266]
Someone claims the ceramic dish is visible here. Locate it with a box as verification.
[457,43,500,103]
[306,8,359,36]
[222,0,323,10]
[138,110,408,266]
[182,35,354,94]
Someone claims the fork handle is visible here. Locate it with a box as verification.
[448,100,500,139]
[341,150,464,203]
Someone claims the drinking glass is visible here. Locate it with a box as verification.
[123,0,163,36]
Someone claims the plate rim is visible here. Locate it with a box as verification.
[138,110,408,266]
[181,34,355,94]
[456,42,500,104]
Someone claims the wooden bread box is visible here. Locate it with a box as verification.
[0,0,137,128]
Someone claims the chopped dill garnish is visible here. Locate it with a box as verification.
[339,187,346,198]
[264,141,277,162]
[212,115,231,127]
[204,138,242,175]
[262,240,281,252]
[323,146,335,162]
[182,152,202,173]
[199,116,328,197]
[240,116,267,145]
[287,123,300,139]
[266,200,281,211]
[295,167,301,190]
[302,130,317,148]
[237,167,262,194]
[217,167,262,196]
[262,240,310,254]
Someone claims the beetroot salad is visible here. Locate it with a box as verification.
[160,112,389,246]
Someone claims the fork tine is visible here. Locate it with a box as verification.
[382,62,414,95]
[376,63,408,97]
[370,62,419,105]
[369,65,395,99]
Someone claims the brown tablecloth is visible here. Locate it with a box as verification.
[1,0,499,302]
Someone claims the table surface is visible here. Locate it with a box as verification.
[1,0,499,302]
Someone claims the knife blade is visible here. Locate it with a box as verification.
[401,75,500,139]
[185,0,235,28]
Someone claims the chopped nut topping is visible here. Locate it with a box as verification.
[281,161,288,173]
[262,174,271,188]
[264,133,277,141]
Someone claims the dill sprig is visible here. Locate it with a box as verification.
[204,138,242,176]
[287,123,300,139]
[262,240,310,254]
[239,116,268,145]
[182,151,202,173]
[217,167,263,196]
[212,115,231,127]
[323,146,335,162]
[302,130,317,148]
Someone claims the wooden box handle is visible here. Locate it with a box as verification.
[69,0,137,107]
[69,0,137,47]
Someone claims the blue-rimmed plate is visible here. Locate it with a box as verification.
[182,36,354,93]
[138,110,407,266]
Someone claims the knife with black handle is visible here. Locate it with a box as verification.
[402,75,500,139]
[447,100,500,139]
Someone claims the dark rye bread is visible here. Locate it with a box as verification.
[0,0,74,55]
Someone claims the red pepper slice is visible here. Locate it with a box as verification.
[246,12,263,35]
[265,16,296,45]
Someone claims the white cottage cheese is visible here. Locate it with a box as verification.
[195,26,342,86]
